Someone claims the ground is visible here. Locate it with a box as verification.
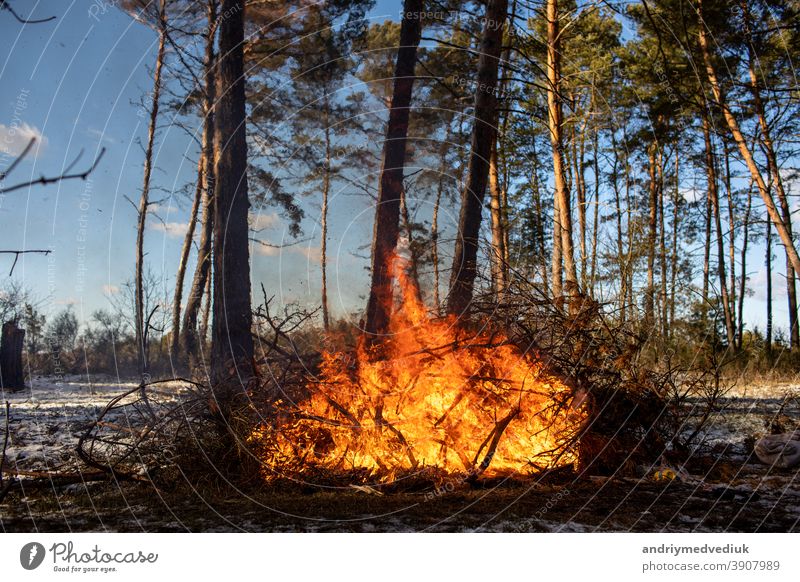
[1,376,799,532]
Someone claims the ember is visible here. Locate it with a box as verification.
[249,256,584,483]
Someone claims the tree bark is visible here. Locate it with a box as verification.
[702,152,712,322]
[658,148,668,338]
[723,144,737,337]
[170,153,204,364]
[431,124,451,313]
[210,0,255,397]
[766,217,773,355]
[321,93,331,332]
[447,0,509,316]
[545,0,577,301]
[737,183,752,350]
[135,0,167,380]
[645,142,658,326]
[0,321,25,391]
[589,127,600,295]
[363,0,423,343]
[669,151,680,337]
[702,113,736,347]
[610,129,626,321]
[181,0,217,362]
[488,143,507,295]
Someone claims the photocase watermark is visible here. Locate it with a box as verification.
[20,542,46,570]
[504,486,572,532]
[48,338,66,385]
[75,177,93,295]
[398,9,506,32]
[399,9,457,22]
[19,541,159,573]
[201,1,242,37]
[452,75,510,102]
[422,464,486,501]
[88,0,120,22]
[1,87,32,213]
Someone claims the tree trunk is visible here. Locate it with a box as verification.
[135,0,167,381]
[447,0,509,316]
[400,188,423,300]
[489,143,507,295]
[669,152,680,338]
[170,153,204,365]
[200,272,211,344]
[210,0,255,398]
[589,127,600,295]
[658,148,668,339]
[737,183,752,350]
[321,93,331,332]
[702,114,736,347]
[610,129,626,321]
[723,144,737,337]
[551,186,563,297]
[181,0,217,362]
[431,124,451,313]
[697,0,800,283]
[546,0,577,300]
[499,0,517,277]
[766,217,773,356]
[364,0,423,343]
[529,139,550,294]
[742,26,799,348]
[645,142,658,326]
[702,151,712,321]
[572,108,589,290]
[0,321,25,391]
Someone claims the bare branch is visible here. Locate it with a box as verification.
[0,137,35,180]
[0,249,52,277]
[1,0,55,24]
[0,148,106,195]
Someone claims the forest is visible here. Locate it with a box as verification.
[1,0,800,532]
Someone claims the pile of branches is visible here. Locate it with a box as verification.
[470,273,730,476]
[244,287,583,488]
[75,379,219,488]
[74,278,726,489]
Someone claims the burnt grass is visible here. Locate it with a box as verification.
[2,458,799,532]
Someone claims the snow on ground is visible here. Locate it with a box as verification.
[1,376,189,475]
[684,382,800,457]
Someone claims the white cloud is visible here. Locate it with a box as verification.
[680,186,703,204]
[147,202,175,216]
[250,212,280,231]
[750,266,787,302]
[254,242,280,257]
[295,245,321,263]
[102,284,119,295]
[150,221,189,238]
[0,122,47,158]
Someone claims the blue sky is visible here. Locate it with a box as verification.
[0,0,401,329]
[0,0,794,337]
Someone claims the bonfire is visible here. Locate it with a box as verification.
[249,257,585,483]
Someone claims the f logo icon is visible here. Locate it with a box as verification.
[20,542,46,570]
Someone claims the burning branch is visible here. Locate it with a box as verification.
[247,264,583,485]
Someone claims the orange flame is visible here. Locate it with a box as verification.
[249,255,583,482]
